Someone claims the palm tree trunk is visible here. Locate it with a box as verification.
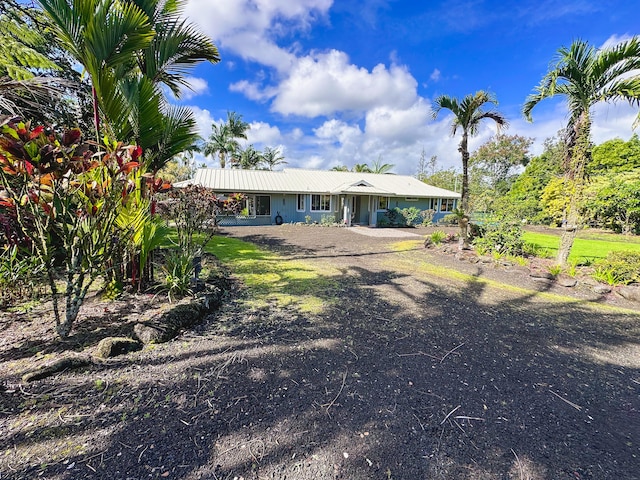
[556,113,591,266]
[92,86,100,143]
[458,133,470,249]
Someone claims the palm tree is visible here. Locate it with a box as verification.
[433,91,507,248]
[38,0,219,171]
[523,37,640,265]
[262,146,287,170]
[353,163,372,173]
[233,144,263,169]
[203,111,250,168]
[370,156,395,174]
[330,165,349,172]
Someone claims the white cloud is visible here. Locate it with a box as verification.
[178,76,209,100]
[229,80,276,102]
[430,68,441,82]
[600,33,634,50]
[185,0,332,71]
[246,121,282,145]
[271,50,419,117]
[364,99,432,144]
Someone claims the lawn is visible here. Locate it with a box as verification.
[523,229,640,262]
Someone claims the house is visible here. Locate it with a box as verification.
[175,168,460,227]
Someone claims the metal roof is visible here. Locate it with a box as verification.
[175,168,461,199]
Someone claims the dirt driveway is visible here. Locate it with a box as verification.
[1,225,640,479]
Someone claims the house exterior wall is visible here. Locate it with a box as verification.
[216,192,457,226]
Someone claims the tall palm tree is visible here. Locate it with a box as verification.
[233,144,263,169]
[433,91,507,248]
[523,37,640,265]
[203,111,250,168]
[262,146,287,170]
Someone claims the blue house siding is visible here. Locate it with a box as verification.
[216,192,457,226]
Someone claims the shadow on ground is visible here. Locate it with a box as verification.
[1,227,639,480]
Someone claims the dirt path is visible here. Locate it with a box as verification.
[1,225,639,479]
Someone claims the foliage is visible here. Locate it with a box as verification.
[402,207,422,226]
[320,214,336,226]
[203,111,249,168]
[0,120,143,337]
[161,248,193,301]
[420,167,461,192]
[589,134,640,175]
[158,184,220,255]
[522,230,640,261]
[501,135,564,222]
[472,218,526,256]
[0,245,46,306]
[469,134,532,212]
[432,90,508,247]
[540,176,572,226]
[592,251,640,286]
[430,230,446,245]
[522,36,640,265]
[262,146,287,171]
[421,209,435,225]
[583,170,640,234]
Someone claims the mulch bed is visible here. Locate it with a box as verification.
[1,225,639,479]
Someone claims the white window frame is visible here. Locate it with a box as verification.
[440,198,456,212]
[296,194,306,212]
[311,194,331,212]
[254,195,271,216]
[377,196,389,211]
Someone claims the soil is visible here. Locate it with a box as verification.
[1,225,639,480]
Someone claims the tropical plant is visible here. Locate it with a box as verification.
[233,144,263,170]
[522,37,640,266]
[203,111,249,168]
[370,156,395,174]
[592,251,640,285]
[432,91,508,248]
[262,146,287,171]
[0,120,143,337]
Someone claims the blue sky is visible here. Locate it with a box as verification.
[178,0,639,174]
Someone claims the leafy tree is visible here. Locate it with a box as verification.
[499,135,564,222]
[420,167,461,192]
[433,90,508,248]
[583,171,640,234]
[158,152,196,183]
[539,176,571,227]
[523,37,640,265]
[0,120,143,337]
[262,146,287,171]
[470,134,532,195]
[589,134,640,175]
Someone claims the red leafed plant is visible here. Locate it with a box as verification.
[0,119,144,338]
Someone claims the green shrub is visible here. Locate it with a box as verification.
[592,251,640,286]
[421,209,435,226]
[430,230,446,245]
[472,221,526,256]
[402,207,422,226]
[162,249,194,301]
[320,215,336,226]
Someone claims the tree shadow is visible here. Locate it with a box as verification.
[2,232,640,480]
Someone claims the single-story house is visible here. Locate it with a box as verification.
[175,168,460,227]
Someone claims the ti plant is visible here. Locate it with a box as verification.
[0,119,143,337]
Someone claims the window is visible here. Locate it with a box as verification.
[255,195,271,216]
[311,194,331,211]
[440,198,456,212]
[296,194,305,212]
[377,196,389,211]
[405,197,419,202]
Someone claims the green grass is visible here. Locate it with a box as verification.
[205,236,341,313]
[523,230,640,262]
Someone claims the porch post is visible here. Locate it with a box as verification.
[344,195,352,227]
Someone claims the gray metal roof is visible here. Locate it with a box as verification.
[175,168,460,199]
